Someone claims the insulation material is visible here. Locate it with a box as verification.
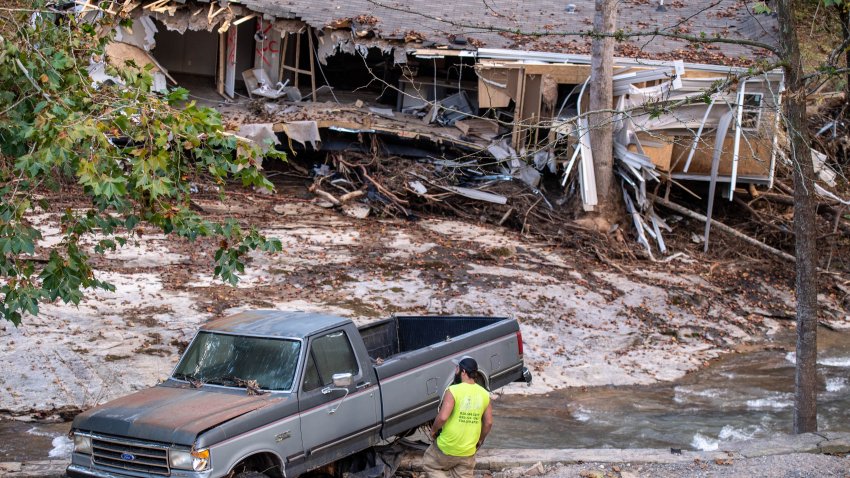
[393,47,408,65]
[150,5,247,34]
[315,29,405,65]
[238,123,281,154]
[282,121,321,149]
[541,75,558,113]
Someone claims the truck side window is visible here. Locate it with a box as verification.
[302,331,359,392]
[302,354,322,392]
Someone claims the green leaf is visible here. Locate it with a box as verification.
[753,2,772,14]
[0,6,279,325]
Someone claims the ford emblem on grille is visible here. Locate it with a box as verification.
[121,453,136,461]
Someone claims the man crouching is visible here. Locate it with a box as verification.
[423,357,493,478]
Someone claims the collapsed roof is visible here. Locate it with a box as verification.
[236,0,779,64]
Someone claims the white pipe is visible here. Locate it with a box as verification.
[768,76,784,190]
[729,81,747,199]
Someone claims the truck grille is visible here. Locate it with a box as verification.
[92,435,170,476]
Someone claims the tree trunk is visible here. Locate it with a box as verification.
[776,0,819,434]
[589,0,617,219]
[840,6,850,99]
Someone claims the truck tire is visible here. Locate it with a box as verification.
[235,472,268,478]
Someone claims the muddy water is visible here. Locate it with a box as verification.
[489,328,850,450]
[2,328,849,462]
[0,420,71,462]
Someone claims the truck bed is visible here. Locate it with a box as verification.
[359,315,524,438]
[358,315,508,361]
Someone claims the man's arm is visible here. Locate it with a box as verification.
[430,390,455,440]
[477,402,493,448]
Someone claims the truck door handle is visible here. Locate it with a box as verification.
[356,381,371,389]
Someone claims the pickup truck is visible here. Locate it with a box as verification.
[67,310,531,478]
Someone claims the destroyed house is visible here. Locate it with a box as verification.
[104,0,783,213]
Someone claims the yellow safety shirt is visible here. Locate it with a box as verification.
[436,382,490,457]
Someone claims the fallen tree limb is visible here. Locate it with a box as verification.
[757,191,841,209]
[733,196,791,236]
[308,184,341,206]
[756,192,850,235]
[339,190,365,203]
[358,166,409,206]
[651,195,796,263]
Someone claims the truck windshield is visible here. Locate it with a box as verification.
[173,332,301,391]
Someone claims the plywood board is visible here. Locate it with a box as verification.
[521,63,591,84]
[254,19,282,83]
[454,118,499,139]
[671,135,771,177]
[478,61,591,85]
[628,132,674,171]
[477,68,512,108]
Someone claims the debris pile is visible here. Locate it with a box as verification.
[809,93,850,181]
[304,148,595,245]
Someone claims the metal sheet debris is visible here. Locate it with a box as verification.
[442,186,508,205]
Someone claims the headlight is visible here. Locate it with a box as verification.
[169,448,210,472]
[73,433,92,454]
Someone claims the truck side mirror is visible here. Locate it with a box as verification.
[322,373,353,414]
[332,373,353,388]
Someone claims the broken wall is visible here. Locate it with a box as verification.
[152,21,219,76]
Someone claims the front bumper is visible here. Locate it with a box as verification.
[67,464,131,478]
[67,462,213,478]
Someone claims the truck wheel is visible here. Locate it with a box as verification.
[234,472,268,478]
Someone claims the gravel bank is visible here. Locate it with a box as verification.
[535,454,850,478]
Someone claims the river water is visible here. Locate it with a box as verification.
[2,328,849,462]
[489,328,850,451]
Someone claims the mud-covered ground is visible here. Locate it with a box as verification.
[1,183,848,418]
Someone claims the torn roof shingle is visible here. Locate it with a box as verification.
[236,0,779,65]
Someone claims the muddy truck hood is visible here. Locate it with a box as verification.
[72,384,283,445]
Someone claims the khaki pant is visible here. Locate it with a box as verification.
[421,443,476,478]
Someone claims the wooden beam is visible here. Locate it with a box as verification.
[281,66,313,76]
[279,32,289,83]
[521,64,591,84]
[294,32,301,88]
[307,26,317,100]
[217,31,225,97]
